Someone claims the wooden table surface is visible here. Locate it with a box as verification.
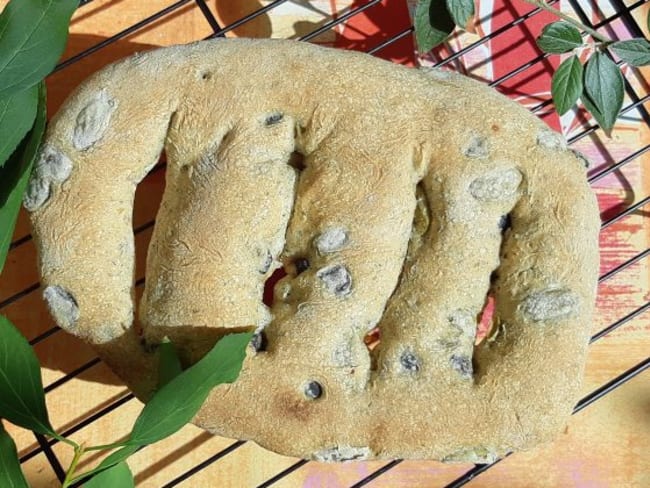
[1,1,649,487]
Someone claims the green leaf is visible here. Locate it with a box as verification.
[415,0,455,52]
[0,314,54,436]
[446,0,474,30]
[0,422,29,488]
[0,85,38,170]
[84,461,134,488]
[552,55,584,115]
[72,334,251,483]
[610,39,650,67]
[157,339,183,389]
[72,445,139,485]
[582,52,624,136]
[0,0,78,98]
[0,83,46,274]
[536,21,583,54]
[127,332,252,446]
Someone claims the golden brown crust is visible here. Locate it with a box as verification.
[27,39,600,462]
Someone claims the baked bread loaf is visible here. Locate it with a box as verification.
[27,39,600,462]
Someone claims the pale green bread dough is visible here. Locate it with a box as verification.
[28,39,600,461]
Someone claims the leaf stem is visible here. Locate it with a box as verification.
[50,432,79,449]
[85,440,128,452]
[62,444,85,488]
[523,0,610,43]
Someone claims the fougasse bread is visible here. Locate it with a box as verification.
[26,38,600,462]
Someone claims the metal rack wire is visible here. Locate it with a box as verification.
[4,0,649,486]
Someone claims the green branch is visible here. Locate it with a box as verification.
[522,0,610,43]
[85,440,129,452]
[61,444,86,488]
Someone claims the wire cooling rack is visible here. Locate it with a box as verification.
[2,0,649,486]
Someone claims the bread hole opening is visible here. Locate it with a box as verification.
[288,151,305,171]
[264,255,312,306]
[405,183,431,261]
[476,212,512,345]
[365,183,431,372]
[263,268,286,307]
[363,326,381,351]
[475,294,495,345]
[263,144,304,308]
[133,147,168,339]
[364,327,381,371]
